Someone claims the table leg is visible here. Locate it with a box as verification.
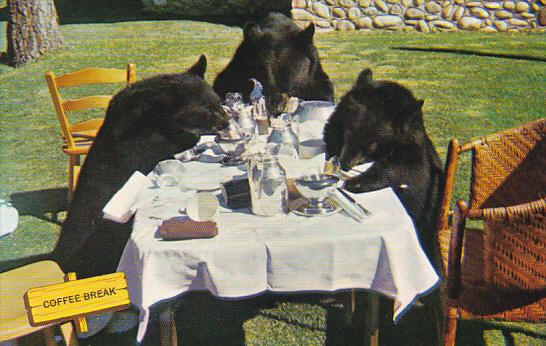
[159,305,177,346]
[342,290,380,346]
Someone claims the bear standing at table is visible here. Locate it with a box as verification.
[324,68,444,346]
[53,56,230,279]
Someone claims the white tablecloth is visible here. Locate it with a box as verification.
[117,143,439,343]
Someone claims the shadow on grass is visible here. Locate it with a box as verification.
[391,47,546,63]
[10,187,68,226]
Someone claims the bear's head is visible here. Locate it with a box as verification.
[105,55,230,145]
[213,12,334,113]
[324,68,425,170]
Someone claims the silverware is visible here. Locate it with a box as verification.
[336,188,372,217]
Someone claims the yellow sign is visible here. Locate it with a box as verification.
[25,272,130,332]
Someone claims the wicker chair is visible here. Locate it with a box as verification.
[437,118,546,346]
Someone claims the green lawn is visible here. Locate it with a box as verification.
[0,18,545,346]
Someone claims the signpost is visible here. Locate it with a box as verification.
[25,272,130,333]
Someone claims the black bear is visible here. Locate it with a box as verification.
[323,68,444,345]
[213,12,334,112]
[53,56,230,279]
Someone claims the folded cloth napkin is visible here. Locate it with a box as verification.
[103,171,149,223]
[159,216,218,240]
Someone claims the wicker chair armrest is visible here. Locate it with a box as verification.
[467,197,546,221]
[447,199,469,300]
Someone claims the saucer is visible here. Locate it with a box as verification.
[214,134,250,143]
[289,197,341,217]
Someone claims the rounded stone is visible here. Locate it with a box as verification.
[493,20,509,30]
[531,3,539,11]
[426,14,440,20]
[326,0,338,5]
[481,26,498,32]
[454,0,464,4]
[336,19,357,30]
[364,7,379,15]
[405,19,419,25]
[414,0,425,6]
[425,1,442,13]
[386,0,401,3]
[405,8,426,19]
[485,19,492,25]
[339,0,357,7]
[442,5,455,20]
[390,4,404,15]
[292,0,308,8]
[375,0,390,12]
[373,14,404,27]
[541,0,546,5]
[509,18,529,26]
[348,7,362,19]
[358,0,372,6]
[333,7,347,18]
[465,2,482,7]
[291,9,316,21]
[356,16,374,28]
[417,20,430,32]
[520,12,535,19]
[402,0,413,6]
[503,1,515,10]
[484,2,501,9]
[432,19,456,28]
[495,10,513,19]
[515,2,529,12]
[471,8,490,18]
[315,20,333,28]
[458,16,483,29]
[453,6,465,20]
[314,2,332,18]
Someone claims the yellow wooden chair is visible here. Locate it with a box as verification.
[0,261,79,345]
[45,64,136,199]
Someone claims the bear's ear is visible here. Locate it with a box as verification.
[187,55,207,78]
[356,68,373,88]
[296,23,315,44]
[243,22,262,41]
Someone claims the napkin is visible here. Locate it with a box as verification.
[159,216,218,240]
[342,162,374,178]
[103,171,149,223]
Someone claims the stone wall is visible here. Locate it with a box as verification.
[291,0,545,32]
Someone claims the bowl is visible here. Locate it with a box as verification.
[296,101,336,122]
[153,159,186,188]
[299,139,326,159]
[185,192,219,221]
[293,174,340,206]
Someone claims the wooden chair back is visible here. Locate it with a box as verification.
[45,64,136,149]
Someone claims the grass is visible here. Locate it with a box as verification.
[0,13,545,346]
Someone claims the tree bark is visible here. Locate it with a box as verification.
[6,0,63,67]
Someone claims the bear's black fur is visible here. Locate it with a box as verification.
[324,68,442,256]
[324,68,444,345]
[213,12,334,112]
[53,56,230,279]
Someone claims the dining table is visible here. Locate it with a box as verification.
[114,135,440,345]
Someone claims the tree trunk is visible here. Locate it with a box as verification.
[6,0,63,67]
